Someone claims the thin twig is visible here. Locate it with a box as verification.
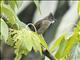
[42,48,56,60]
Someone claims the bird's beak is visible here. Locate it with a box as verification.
[51,18,56,23]
[51,20,55,23]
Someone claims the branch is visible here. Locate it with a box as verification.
[42,48,56,60]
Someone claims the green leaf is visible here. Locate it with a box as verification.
[32,34,42,55]
[55,21,80,59]
[55,35,66,60]
[0,18,8,42]
[13,28,48,56]
[74,21,80,43]
[0,3,16,25]
[14,54,22,60]
[8,0,17,10]
[62,32,78,58]
[14,29,33,51]
[8,0,22,10]
[0,3,27,29]
[6,30,17,46]
[39,35,48,49]
[49,33,66,52]
[78,1,80,16]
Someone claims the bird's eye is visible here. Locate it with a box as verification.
[50,16,53,19]
[49,16,54,21]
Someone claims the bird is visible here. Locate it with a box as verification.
[34,13,55,34]
[29,13,56,60]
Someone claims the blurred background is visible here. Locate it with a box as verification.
[1,0,79,60]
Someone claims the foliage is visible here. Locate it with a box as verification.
[0,0,80,60]
[0,1,48,60]
[46,1,80,60]
[0,18,8,41]
[48,1,80,60]
[78,1,80,16]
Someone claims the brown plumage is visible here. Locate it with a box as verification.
[34,13,55,34]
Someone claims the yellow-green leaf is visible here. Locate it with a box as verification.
[78,1,80,16]
[39,35,48,49]
[8,0,17,10]
[49,33,65,52]
[62,32,78,58]
[0,18,8,42]
[55,37,66,60]
[0,3,16,25]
